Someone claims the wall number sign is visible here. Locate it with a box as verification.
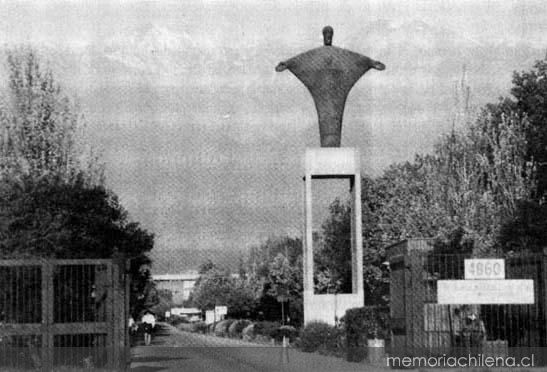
[464,259,505,280]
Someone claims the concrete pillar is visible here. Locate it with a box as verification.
[303,148,364,325]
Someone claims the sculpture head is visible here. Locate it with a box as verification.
[322,26,333,46]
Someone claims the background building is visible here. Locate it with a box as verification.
[152,271,200,305]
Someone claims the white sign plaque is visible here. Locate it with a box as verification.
[215,306,228,316]
[437,279,534,304]
[465,259,505,280]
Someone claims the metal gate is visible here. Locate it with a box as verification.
[0,259,129,370]
[388,240,547,363]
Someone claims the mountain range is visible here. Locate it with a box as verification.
[23,20,543,90]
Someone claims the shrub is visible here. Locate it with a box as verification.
[241,323,255,341]
[194,321,209,334]
[214,319,235,337]
[177,321,209,334]
[168,315,189,327]
[298,321,343,354]
[254,321,281,338]
[342,306,390,347]
[176,323,195,333]
[228,319,252,338]
[272,325,298,342]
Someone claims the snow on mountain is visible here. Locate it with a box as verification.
[349,19,484,52]
[105,23,196,55]
[8,20,542,93]
[98,23,266,80]
[101,24,194,74]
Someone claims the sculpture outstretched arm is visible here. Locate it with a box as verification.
[275,61,289,72]
[372,60,385,71]
[356,55,386,72]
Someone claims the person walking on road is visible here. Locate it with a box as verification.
[141,310,156,346]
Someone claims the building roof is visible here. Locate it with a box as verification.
[152,271,240,281]
[152,272,199,281]
[385,238,435,258]
[171,307,200,314]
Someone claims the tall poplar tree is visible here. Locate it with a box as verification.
[0,48,103,185]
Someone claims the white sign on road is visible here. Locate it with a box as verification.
[464,259,505,280]
[437,279,534,304]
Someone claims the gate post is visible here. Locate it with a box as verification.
[41,261,53,370]
[124,260,131,370]
[543,248,547,347]
[111,261,127,370]
[105,262,115,369]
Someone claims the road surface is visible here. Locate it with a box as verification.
[130,323,385,372]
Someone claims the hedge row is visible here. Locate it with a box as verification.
[175,321,208,334]
[297,321,345,356]
[172,306,390,358]
[297,306,390,361]
[342,306,390,345]
[175,319,298,343]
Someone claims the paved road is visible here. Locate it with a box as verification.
[130,323,385,372]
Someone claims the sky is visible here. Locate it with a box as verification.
[1,0,546,272]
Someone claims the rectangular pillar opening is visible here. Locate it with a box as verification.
[311,177,353,294]
[303,148,364,325]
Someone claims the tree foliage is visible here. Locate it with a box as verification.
[509,58,547,199]
[0,49,154,316]
[429,110,535,253]
[2,173,153,259]
[0,174,155,315]
[266,254,294,302]
[187,238,303,323]
[149,288,175,318]
[498,200,547,254]
[248,236,302,276]
[318,70,537,303]
[248,236,303,324]
[486,56,547,254]
[187,263,262,318]
[0,47,103,185]
[315,199,351,294]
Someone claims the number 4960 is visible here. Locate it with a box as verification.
[464,259,505,280]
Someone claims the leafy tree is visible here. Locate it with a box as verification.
[315,199,351,293]
[229,273,264,318]
[508,58,547,199]
[318,72,537,307]
[186,265,232,311]
[0,49,154,316]
[0,48,103,185]
[267,253,301,324]
[485,57,547,254]
[149,288,175,318]
[198,259,216,274]
[0,174,155,315]
[248,236,302,275]
[473,56,547,198]
[187,264,262,318]
[498,200,547,254]
[429,110,534,254]
[247,236,303,324]
[375,81,534,255]
[314,267,342,295]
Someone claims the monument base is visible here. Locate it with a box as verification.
[304,293,363,325]
[303,148,364,325]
